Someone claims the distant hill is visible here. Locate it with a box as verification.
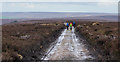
[1,12,118,24]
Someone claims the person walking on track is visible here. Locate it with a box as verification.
[70,22,73,30]
[66,23,69,30]
[73,21,76,28]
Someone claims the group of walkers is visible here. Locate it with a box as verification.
[65,21,76,30]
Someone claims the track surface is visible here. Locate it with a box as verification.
[42,27,95,60]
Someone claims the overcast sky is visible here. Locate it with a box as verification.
[1,0,119,2]
[0,0,119,13]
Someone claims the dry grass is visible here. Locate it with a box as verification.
[75,21,119,60]
[2,22,64,61]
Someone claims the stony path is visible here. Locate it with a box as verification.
[42,27,95,60]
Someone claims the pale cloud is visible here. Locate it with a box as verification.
[23,3,35,8]
[1,0,119,2]
[98,0,119,2]
[0,3,2,12]
[97,2,118,6]
[2,2,117,13]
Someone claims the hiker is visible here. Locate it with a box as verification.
[73,21,76,28]
[66,23,69,30]
[69,22,73,30]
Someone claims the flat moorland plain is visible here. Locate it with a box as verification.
[2,18,119,61]
[2,21,64,61]
[75,21,119,60]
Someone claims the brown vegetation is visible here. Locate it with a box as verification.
[2,22,64,61]
[75,22,119,60]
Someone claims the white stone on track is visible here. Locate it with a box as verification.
[42,27,95,60]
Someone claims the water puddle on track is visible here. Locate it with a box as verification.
[41,27,95,60]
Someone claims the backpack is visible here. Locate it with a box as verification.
[70,23,72,27]
[73,22,75,25]
[66,23,69,26]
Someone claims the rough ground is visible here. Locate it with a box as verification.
[42,27,95,60]
[2,22,64,61]
[2,20,119,61]
[75,22,119,60]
